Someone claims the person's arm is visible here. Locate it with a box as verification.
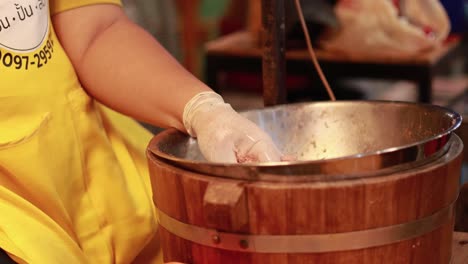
[52,4,209,132]
[53,4,282,163]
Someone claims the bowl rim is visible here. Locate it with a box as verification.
[148,100,462,170]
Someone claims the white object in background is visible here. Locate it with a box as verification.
[320,0,451,59]
[183,92,282,163]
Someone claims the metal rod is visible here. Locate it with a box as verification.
[261,0,287,106]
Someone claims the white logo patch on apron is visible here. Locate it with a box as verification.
[0,0,49,53]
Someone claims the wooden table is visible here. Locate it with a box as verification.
[205,31,462,103]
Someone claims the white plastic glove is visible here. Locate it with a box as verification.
[183,92,282,163]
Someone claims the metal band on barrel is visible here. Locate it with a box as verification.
[158,204,454,253]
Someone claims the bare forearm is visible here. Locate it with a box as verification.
[53,5,211,131]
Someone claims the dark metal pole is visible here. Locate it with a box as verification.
[261,0,287,106]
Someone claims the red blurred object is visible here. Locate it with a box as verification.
[422,26,436,37]
[445,34,461,43]
[392,0,400,10]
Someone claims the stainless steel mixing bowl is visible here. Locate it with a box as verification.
[148,101,462,181]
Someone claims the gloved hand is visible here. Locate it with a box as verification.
[183,92,282,163]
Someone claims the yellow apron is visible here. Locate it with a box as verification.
[0,0,162,263]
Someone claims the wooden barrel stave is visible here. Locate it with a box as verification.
[157,224,452,264]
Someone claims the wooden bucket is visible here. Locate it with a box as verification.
[455,114,468,231]
[147,135,463,264]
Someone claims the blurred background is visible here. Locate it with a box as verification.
[121,0,467,111]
